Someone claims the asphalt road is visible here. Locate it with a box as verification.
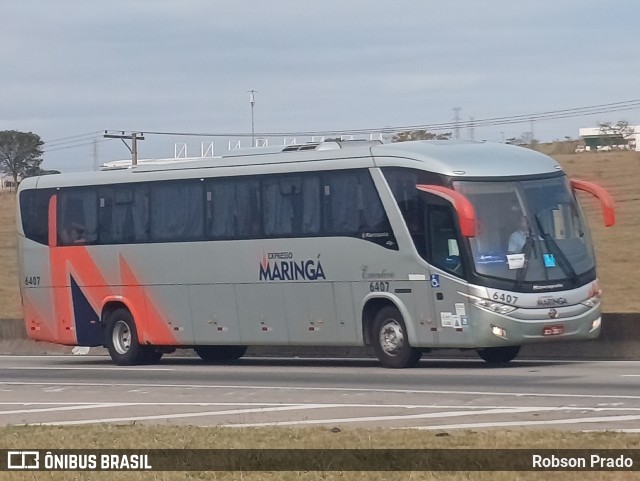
[1,355,640,431]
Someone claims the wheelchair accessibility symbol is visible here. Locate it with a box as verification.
[430,274,440,288]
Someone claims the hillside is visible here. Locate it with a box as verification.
[0,150,638,318]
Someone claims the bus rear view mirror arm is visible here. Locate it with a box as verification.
[415,184,476,237]
[570,179,616,227]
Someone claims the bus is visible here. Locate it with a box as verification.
[16,139,615,367]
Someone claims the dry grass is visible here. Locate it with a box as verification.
[0,191,19,318]
[556,151,640,313]
[0,151,638,318]
[1,426,639,480]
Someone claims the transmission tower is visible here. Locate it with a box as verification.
[453,107,462,140]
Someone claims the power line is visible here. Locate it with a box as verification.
[42,138,114,154]
[44,131,102,146]
[135,98,640,138]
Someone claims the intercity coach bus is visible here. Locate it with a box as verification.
[16,140,615,367]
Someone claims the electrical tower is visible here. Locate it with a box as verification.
[453,107,462,140]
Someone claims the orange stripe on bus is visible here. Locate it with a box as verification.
[119,255,178,345]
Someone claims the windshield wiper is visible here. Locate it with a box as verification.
[534,214,579,284]
[514,235,535,290]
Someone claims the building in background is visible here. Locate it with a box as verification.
[578,126,639,152]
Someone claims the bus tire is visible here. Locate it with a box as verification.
[372,306,422,368]
[105,308,151,366]
[477,345,520,364]
[194,345,247,363]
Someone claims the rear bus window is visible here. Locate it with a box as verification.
[20,190,51,245]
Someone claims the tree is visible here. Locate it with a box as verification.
[0,130,44,185]
[392,130,452,142]
[598,120,636,148]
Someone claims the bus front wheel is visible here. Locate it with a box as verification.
[194,346,247,363]
[105,308,154,366]
[477,345,520,364]
[372,306,422,369]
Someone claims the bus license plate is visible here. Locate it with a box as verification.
[542,325,564,336]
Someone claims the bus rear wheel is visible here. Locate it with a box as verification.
[105,308,154,366]
[195,345,247,363]
[477,345,520,364]
[372,306,422,369]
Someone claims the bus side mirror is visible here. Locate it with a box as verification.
[416,184,476,237]
[570,179,616,227]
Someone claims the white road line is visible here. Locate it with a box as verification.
[2,355,640,364]
[3,381,640,401]
[223,407,552,428]
[36,404,342,426]
[0,403,131,415]
[5,367,173,371]
[3,402,640,410]
[404,414,640,430]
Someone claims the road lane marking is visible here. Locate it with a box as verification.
[5,367,173,371]
[3,381,640,401]
[36,404,343,426]
[0,403,131,415]
[404,414,640,430]
[223,406,552,427]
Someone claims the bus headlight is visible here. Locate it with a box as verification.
[581,295,601,308]
[463,294,517,315]
[590,317,601,332]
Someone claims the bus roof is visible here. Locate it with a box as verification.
[22,140,562,190]
[372,141,562,178]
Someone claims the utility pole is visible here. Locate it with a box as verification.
[469,117,475,142]
[247,90,258,147]
[103,131,145,165]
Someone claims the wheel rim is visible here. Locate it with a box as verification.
[379,319,405,356]
[112,320,132,355]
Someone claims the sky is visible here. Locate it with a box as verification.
[2,0,640,172]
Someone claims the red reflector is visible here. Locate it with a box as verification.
[543,325,564,336]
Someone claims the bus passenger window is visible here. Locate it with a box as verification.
[262,174,320,237]
[150,181,204,242]
[206,177,262,239]
[99,186,149,244]
[58,190,98,245]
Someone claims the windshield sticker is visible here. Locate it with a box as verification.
[455,303,466,317]
[440,312,454,327]
[506,253,525,270]
[543,253,556,268]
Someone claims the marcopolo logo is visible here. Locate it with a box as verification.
[259,252,326,281]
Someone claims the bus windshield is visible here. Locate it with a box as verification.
[453,176,596,284]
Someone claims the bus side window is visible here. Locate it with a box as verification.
[427,206,463,277]
[150,181,204,242]
[262,174,320,237]
[206,177,262,239]
[58,189,98,246]
[99,185,149,244]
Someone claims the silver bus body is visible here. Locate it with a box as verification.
[16,140,614,366]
